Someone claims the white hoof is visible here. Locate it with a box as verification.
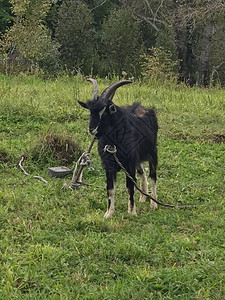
[139,194,147,202]
[128,204,137,216]
[150,200,158,210]
[104,209,114,219]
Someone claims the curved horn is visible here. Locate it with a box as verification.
[100,80,132,102]
[87,78,98,101]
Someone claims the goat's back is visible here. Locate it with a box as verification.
[128,102,158,133]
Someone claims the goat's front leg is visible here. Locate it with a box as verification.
[126,175,137,216]
[104,171,116,219]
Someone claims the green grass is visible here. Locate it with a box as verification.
[0,74,224,299]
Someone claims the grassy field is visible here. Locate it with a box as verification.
[0,74,224,299]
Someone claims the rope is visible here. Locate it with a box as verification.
[69,152,94,189]
[18,155,48,184]
[62,136,96,190]
[104,145,196,209]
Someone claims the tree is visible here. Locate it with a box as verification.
[141,47,178,82]
[172,0,196,85]
[0,0,60,75]
[119,0,171,32]
[0,0,13,34]
[118,0,196,84]
[55,0,95,74]
[101,8,143,77]
[45,0,62,39]
[210,13,225,85]
[179,0,225,86]
[119,0,225,86]
[83,0,120,30]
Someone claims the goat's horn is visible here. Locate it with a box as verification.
[100,80,132,102]
[87,78,98,101]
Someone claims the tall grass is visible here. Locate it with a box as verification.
[0,74,224,299]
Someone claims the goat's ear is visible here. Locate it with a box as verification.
[109,103,117,114]
[77,100,89,109]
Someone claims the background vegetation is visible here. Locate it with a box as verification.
[0,74,224,298]
[0,0,225,85]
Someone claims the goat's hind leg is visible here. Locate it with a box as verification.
[104,171,116,219]
[137,164,148,202]
[149,151,158,209]
[126,174,137,216]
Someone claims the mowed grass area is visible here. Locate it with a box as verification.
[0,74,224,299]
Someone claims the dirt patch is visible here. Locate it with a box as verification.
[211,133,225,144]
[171,133,191,141]
[0,150,12,164]
[171,132,225,144]
[30,133,83,166]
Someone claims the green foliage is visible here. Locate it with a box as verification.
[0,0,13,34]
[0,0,60,75]
[9,0,51,20]
[101,8,143,77]
[83,0,120,30]
[1,0,225,84]
[0,75,224,298]
[210,14,225,86]
[37,36,60,77]
[55,0,96,74]
[141,47,179,82]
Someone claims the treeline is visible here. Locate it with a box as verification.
[0,0,225,86]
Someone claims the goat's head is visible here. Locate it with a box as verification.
[78,78,132,135]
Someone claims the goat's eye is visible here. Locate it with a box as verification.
[99,107,106,117]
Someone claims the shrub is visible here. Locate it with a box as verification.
[141,47,178,82]
[0,0,60,76]
[101,8,143,78]
[55,0,96,75]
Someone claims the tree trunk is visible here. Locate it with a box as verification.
[173,0,196,86]
[198,21,216,87]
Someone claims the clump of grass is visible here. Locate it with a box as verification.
[29,132,83,168]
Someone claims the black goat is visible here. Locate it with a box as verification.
[78,79,158,218]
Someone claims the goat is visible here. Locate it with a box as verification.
[78,79,158,218]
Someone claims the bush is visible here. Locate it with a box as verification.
[141,47,178,82]
[0,0,60,76]
[55,0,96,75]
[101,8,143,78]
